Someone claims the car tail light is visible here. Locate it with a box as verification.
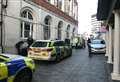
[42,48,53,52]
[46,48,53,52]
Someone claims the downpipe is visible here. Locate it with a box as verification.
[1,0,8,53]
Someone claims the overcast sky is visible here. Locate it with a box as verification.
[77,0,98,34]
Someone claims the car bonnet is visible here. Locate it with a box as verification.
[1,54,25,61]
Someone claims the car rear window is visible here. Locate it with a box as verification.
[32,42,48,47]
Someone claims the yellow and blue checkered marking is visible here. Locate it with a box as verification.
[0,54,34,82]
[6,60,26,76]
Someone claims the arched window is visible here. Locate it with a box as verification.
[56,0,62,9]
[72,28,75,37]
[66,25,70,38]
[57,21,63,40]
[21,10,33,39]
[44,16,51,40]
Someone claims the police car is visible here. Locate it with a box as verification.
[0,54,35,82]
[28,40,72,62]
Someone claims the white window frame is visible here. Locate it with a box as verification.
[21,10,33,39]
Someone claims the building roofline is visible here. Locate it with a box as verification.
[32,0,78,26]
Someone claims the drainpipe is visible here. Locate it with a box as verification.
[1,0,3,53]
[0,0,8,53]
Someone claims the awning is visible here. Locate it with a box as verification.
[97,0,119,27]
[97,0,113,21]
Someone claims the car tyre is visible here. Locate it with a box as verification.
[14,68,32,82]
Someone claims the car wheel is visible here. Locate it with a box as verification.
[14,68,32,82]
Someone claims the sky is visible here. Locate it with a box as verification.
[77,0,98,34]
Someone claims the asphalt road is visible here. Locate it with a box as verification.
[32,48,108,82]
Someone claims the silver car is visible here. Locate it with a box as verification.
[89,39,106,54]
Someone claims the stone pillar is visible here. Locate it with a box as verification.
[62,0,65,12]
[50,0,55,5]
[107,25,113,64]
[105,31,109,57]
[111,11,120,80]
[69,0,72,16]
[64,0,67,13]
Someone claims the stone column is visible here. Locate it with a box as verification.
[107,25,113,64]
[50,0,55,5]
[62,0,65,12]
[69,0,72,16]
[111,11,120,80]
[105,31,109,57]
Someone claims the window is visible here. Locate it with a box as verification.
[21,10,33,39]
[91,40,105,44]
[32,42,48,47]
[72,28,75,37]
[56,0,62,9]
[53,41,64,46]
[44,16,51,40]
[48,42,52,47]
[58,27,61,40]
[57,21,63,40]
[66,25,70,38]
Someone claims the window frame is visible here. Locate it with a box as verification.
[21,10,33,39]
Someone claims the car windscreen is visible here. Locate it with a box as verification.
[91,40,105,44]
[32,42,48,47]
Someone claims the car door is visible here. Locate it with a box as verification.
[54,41,64,57]
[0,59,8,81]
[60,41,65,57]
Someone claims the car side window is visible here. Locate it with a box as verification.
[48,42,52,47]
[53,41,64,46]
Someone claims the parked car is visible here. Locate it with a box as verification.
[28,40,72,62]
[0,54,35,82]
[88,39,106,54]
[71,36,85,49]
